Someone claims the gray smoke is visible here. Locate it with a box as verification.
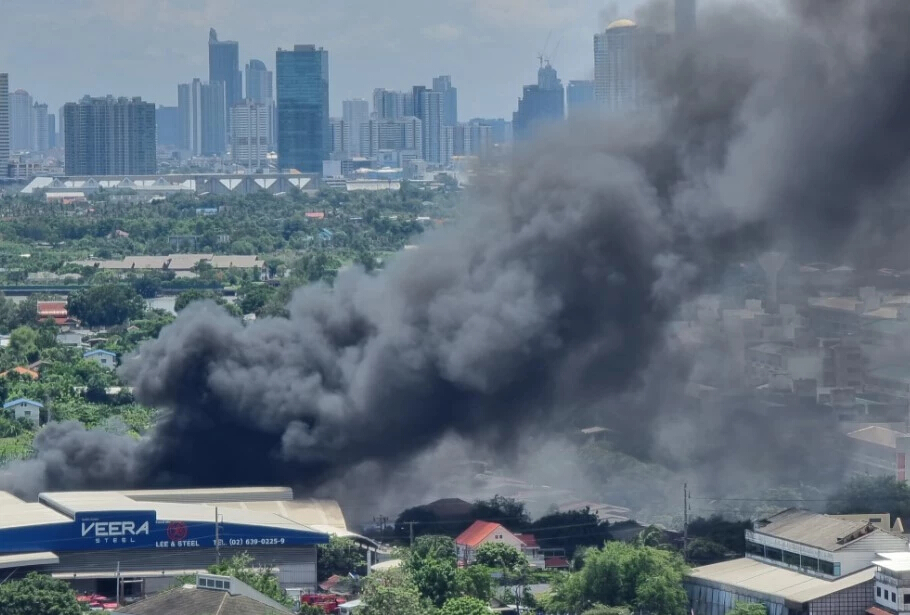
[4,0,910,501]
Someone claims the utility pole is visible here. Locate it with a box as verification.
[373,515,389,541]
[215,507,221,566]
[404,521,418,546]
[683,483,690,562]
[115,561,120,606]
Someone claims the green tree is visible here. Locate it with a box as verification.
[68,284,145,327]
[473,542,524,570]
[238,284,276,316]
[317,535,367,581]
[729,603,768,615]
[361,568,424,615]
[581,607,632,615]
[405,535,458,608]
[0,572,85,615]
[532,508,612,558]
[9,326,37,357]
[440,596,490,615]
[827,475,910,520]
[208,552,293,608]
[471,495,529,527]
[634,574,688,615]
[454,565,493,602]
[299,604,326,615]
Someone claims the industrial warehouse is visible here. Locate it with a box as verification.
[0,486,378,600]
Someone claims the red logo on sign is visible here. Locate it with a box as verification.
[167,521,188,541]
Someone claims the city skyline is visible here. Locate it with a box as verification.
[0,0,644,119]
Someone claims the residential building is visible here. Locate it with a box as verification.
[845,426,910,482]
[9,89,32,151]
[178,79,227,156]
[455,521,543,567]
[676,0,697,38]
[156,105,180,148]
[567,80,596,116]
[419,89,445,164]
[432,75,458,126]
[342,98,369,156]
[63,96,156,176]
[594,20,666,112]
[469,118,511,145]
[245,59,273,104]
[513,62,565,141]
[83,349,117,369]
[872,552,910,614]
[3,398,42,425]
[373,89,413,120]
[231,101,271,168]
[276,44,329,174]
[208,28,242,132]
[32,102,48,152]
[329,118,346,154]
[453,123,492,159]
[361,117,423,159]
[0,74,8,166]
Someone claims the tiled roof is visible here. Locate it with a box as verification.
[114,586,292,615]
[0,367,39,380]
[456,520,501,548]
[516,533,538,548]
[545,556,570,568]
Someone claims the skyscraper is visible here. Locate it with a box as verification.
[177,79,227,156]
[32,102,48,152]
[373,89,412,120]
[276,44,329,174]
[594,19,665,112]
[342,98,369,156]
[63,96,156,176]
[512,62,565,141]
[231,102,270,168]
[9,89,33,152]
[567,80,596,116]
[245,59,273,104]
[208,28,241,133]
[0,74,8,166]
[432,75,458,126]
[47,114,56,149]
[419,89,445,164]
[675,0,697,38]
[156,105,180,148]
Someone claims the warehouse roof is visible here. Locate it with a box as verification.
[686,557,875,604]
[847,426,910,449]
[753,509,875,551]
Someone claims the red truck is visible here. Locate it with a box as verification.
[301,593,347,614]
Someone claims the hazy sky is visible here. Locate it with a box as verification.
[0,0,645,119]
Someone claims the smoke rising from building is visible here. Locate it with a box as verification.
[4,0,910,502]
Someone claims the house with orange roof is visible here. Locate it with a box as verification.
[455,521,543,566]
[0,366,39,380]
[36,301,70,326]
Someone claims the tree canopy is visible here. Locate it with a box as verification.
[0,572,85,615]
[68,283,145,327]
[360,568,425,615]
[827,475,910,520]
[209,552,293,608]
[729,602,768,615]
[317,535,367,581]
[440,596,491,615]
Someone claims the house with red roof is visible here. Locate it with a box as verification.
[455,521,543,567]
[37,301,70,326]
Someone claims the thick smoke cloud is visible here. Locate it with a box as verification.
[4,0,910,501]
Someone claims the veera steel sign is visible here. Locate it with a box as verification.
[0,510,328,553]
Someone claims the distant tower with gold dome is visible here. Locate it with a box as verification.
[594,18,664,112]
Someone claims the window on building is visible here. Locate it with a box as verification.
[745,541,764,556]
[765,547,782,562]
[819,560,835,576]
[215,580,224,589]
[877,587,882,597]
[801,556,819,572]
[783,550,800,567]
[893,591,897,602]
[904,593,910,605]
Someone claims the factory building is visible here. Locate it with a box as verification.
[0,487,377,600]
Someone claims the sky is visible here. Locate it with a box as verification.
[0,0,646,120]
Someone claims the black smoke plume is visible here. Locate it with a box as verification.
[4,0,910,499]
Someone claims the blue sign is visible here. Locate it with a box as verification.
[0,510,329,553]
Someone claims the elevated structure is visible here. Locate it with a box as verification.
[21,173,315,197]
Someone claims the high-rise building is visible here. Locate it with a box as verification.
[231,101,270,168]
[9,89,33,152]
[245,59,273,104]
[63,95,156,176]
[177,79,227,156]
[675,0,697,38]
[372,89,413,120]
[47,114,56,149]
[276,44,329,174]
[594,19,666,112]
[208,28,242,131]
[432,75,458,126]
[0,74,8,166]
[567,80,596,116]
[156,105,180,148]
[32,102,48,152]
[469,118,511,145]
[512,62,565,141]
[419,89,445,164]
[329,118,346,155]
[454,123,492,159]
[342,98,369,156]
[360,116,423,158]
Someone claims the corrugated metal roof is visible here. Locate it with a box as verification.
[0,551,59,569]
[848,426,909,449]
[754,509,875,551]
[0,499,71,530]
[686,557,875,603]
